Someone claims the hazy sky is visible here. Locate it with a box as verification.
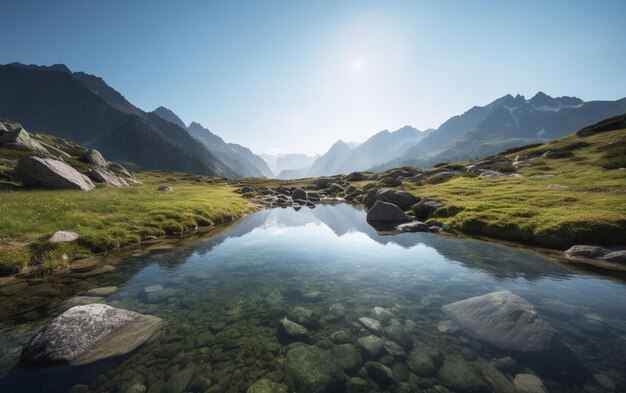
[1,1,625,155]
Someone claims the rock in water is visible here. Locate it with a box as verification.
[279,317,309,340]
[564,245,611,260]
[292,188,307,200]
[397,221,429,232]
[247,379,288,393]
[442,291,555,352]
[366,201,410,223]
[284,345,346,393]
[20,304,164,365]
[513,373,548,393]
[16,156,95,191]
[438,355,489,393]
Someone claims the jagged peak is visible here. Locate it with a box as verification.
[5,62,72,74]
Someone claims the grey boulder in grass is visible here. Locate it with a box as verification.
[442,291,555,352]
[20,304,164,365]
[16,156,95,191]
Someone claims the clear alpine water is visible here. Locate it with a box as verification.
[1,203,625,393]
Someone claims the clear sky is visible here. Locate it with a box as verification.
[1,0,625,155]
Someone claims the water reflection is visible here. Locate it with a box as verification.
[0,204,625,393]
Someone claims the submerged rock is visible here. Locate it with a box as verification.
[406,344,441,377]
[332,344,363,372]
[513,373,548,393]
[284,345,346,393]
[328,303,346,321]
[438,355,489,393]
[357,335,384,358]
[20,304,163,365]
[279,317,309,340]
[371,307,394,323]
[84,286,117,297]
[16,156,95,191]
[442,291,555,352]
[365,361,397,387]
[288,306,319,328]
[366,201,410,223]
[246,379,288,393]
[358,316,383,334]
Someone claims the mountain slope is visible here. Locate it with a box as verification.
[153,106,188,130]
[0,63,233,176]
[383,92,626,168]
[303,126,431,177]
[306,140,355,177]
[260,153,319,177]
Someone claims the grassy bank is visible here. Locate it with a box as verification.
[0,171,254,275]
[401,128,626,248]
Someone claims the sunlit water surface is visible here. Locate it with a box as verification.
[1,204,625,392]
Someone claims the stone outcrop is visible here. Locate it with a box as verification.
[16,156,95,191]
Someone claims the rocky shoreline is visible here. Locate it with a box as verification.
[237,173,626,274]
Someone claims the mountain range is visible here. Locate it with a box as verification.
[1,62,624,179]
[0,63,270,178]
[283,92,625,178]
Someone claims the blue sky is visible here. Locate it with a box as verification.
[1,0,625,155]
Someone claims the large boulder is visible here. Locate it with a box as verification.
[365,188,419,210]
[292,188,307,200]
[411,199,444,220]
[345,172,367,181]
[16,156,95,191]
[81,149,108,167]
[89,168,129,187]
[284,345,346,393]
[0,128,49,153]
[366,201,410,223]
[20,304,164,365]
[442,291,555,352]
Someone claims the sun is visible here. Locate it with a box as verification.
[355,60,361,67]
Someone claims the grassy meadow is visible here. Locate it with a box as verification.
[0,172,254,275]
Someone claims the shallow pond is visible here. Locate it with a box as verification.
[1,203,625,393]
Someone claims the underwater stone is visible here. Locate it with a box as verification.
[406,344,442,377]
[358,317,382,334]
[357,335,384,358]
[332,344,362,373]
[20,304,164,366]
[328,303,346,321]
[279,317,309,340]
[371,307,394,323]
[246,379,288,393]
[365,361,397,387]
[438,355,489,393]
[284,345,346,393]
[513,373,548,393]
[442,291,555,352]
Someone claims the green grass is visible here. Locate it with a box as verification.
[0,171,254,275]
[401,129,626,249]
